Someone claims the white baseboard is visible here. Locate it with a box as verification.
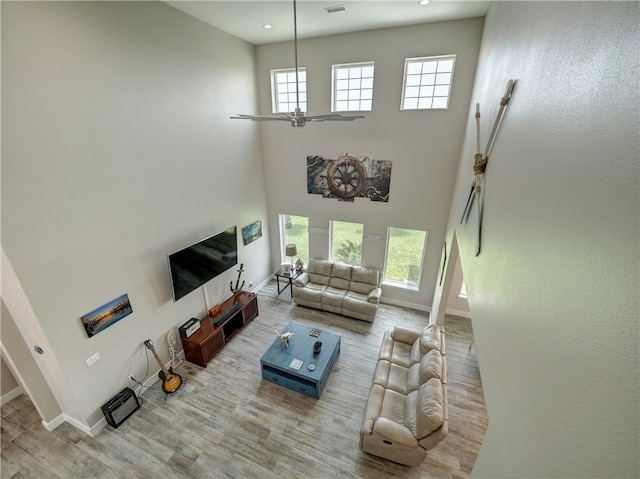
[42,413,67,432]
[380,297,431,313]
[1,386,24,406]
[445,307,472,319]
[252,276,273,293]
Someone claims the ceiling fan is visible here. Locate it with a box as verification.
[230,0,365,128]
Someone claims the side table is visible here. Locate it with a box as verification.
[275,268,304,298]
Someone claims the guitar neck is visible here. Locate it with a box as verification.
[145,340,168,374]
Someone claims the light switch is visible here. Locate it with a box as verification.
[85,352,101,367]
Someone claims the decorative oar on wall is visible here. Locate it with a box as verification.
[461,79,516,256]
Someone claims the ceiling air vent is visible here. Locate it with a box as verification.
[324,5,347,14]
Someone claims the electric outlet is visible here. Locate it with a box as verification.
[249,280,253,288]
[128,374,135,382]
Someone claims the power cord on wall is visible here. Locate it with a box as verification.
[128,346,155,406]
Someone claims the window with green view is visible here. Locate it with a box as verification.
[280,214,309,265]
[384,227,427,290]
[331,220,363,265]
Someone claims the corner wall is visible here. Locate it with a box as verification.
[444,2,639,477]
[1,1,271,429]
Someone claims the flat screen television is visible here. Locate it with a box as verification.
[168,226,238,302]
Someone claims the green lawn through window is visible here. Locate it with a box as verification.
[283,218,427,289]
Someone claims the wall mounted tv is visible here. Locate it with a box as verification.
[168,226,238,302]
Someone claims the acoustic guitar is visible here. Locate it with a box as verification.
[143,339,183,394]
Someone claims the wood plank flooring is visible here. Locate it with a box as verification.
[1,281,487,478]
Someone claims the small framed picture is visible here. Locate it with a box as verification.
[81,294,133,338]
[242,220,262,246]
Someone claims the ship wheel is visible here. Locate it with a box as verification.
[326,155,367,200]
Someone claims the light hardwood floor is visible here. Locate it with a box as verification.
[1,281,487,479]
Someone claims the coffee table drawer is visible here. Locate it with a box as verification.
[261,365,319,398]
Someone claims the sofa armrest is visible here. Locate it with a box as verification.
[367,287,382,304]
[391,325,421,345]
[361,384,385,435]
[293,272,309,287]
[372,417,418,447]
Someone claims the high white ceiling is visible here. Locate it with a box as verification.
[164,0,491,45]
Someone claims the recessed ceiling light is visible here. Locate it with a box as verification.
[263,24,273,29]
[419,0,431,5]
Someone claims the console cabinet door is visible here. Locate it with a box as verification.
[243,295,259,324]
[201,329,224,363]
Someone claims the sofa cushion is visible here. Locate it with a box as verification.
[386,363,411,395]
[416,378,444,439]
[292,281,327,304]
[307,258,333,285]
[409,328,441,364]
[329,262,353,290]
[342,291,378,321]
[349,266,380,294]
[386,336,413,368]
[378,330,415,367]
[406,363,420,393]
[380,388,406,425]
[419,350,443,384]
[322,286,347,313]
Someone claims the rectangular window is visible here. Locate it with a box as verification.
[332,62,374,112]
[280,214,309,266]
[271,68,307,113]
[401,55,456,110]
[330,220,364,265]
[383,227,428,290]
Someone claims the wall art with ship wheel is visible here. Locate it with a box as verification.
[306,154,392,202]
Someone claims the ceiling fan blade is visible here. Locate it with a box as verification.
[230,114,291,121]
[304,114,366,122]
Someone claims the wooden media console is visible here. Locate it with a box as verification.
[181,291,258,367]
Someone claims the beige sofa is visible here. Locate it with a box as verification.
[360,324,448,466]
[292,259,382,322]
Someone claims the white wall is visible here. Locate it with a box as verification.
[441,2,639,477]
[256,18,484,310]
[446,255,469,316]
[1,1,271,429]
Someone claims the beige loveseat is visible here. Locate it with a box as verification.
[292,259,382,322]
[360,324,448,466]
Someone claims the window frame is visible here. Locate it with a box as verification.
[271,67,307,114]
[400,54,456,111]
[382,226,428,291]
[329,220,364,266]
[279,214,309,265]
[331,61,375,113]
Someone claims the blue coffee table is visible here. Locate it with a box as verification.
[260,322,340,399]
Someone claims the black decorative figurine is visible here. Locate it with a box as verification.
[230,263,245,296]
